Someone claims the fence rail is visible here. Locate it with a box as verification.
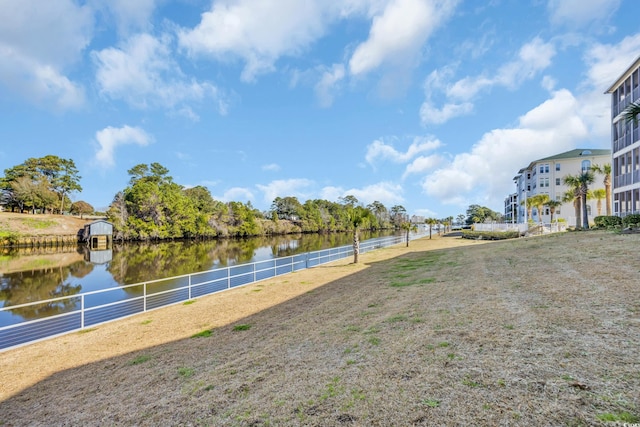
[0,234,413,351]
[472,222,567,234]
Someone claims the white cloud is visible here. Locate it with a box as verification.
[445,76,493,100]
[341,182,405,207]
[201,180,221,187]
[315,64,345,108]
[541,75,557,91]
[578,33,640,140]
[495,37,556,88]
[421,89,588,207]
[256,178,314,205]
[319,186,345,203]
[419,101,473,125]
[94,125,152,168]
[583,33,640,91]
[218,187,255,203]
[178,0,456,88]
[421,37,556,125]
[402,154,444,179]
[178,0,331,82]
[547,0,621,28]
[448,37,556,99]
[365,136,442,165]
[103,0,157,35]
[262,163,281,172]
[93,33,227,117]
[349,0,458,76]
[0,0,92,110]
[320,182,404,207]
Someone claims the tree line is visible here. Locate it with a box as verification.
[104,163,412,241]
[0,155,90,216]
[2,157,486,242]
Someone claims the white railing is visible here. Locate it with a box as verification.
[0,233,416,351]
[472,222,567,234]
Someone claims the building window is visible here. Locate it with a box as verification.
[556,178,561,185]
[539,163,549,173]
[581,160,591,172]
[556,163,560,171]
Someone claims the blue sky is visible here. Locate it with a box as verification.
[1,0,638,219]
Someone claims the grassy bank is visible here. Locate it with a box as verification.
[0,212,91,247]
[0,231,638,426]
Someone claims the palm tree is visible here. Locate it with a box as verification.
[624,101,640,124]
[520,196,534,223]
[591,163,612,216]
[563,175,582,228]
[590,188,606,216]
[425,218,437,239]
[530,194,550,223]
[545,199,562,223]
[400,221,418,247]
[347,205,371,264]
[577,171,595,229]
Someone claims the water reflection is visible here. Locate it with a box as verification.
[1,230,397,318]
[0,262,85,320]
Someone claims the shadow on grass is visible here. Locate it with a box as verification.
[2,232,639,426]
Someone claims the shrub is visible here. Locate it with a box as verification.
[594,216,622,228]
[0,230,21,246]
[622,214,640,228]
[461,231,520,240]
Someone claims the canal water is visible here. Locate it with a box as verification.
[0,230,401,327]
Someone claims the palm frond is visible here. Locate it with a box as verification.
[624,101,640,123]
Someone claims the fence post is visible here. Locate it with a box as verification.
[143,283,147,312]
[81,294,85,329]
[188,274,192,300]
[228,267,231,289]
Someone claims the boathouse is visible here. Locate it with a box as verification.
[80,220,113,250]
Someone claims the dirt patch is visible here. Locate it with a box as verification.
[0,231,639,426]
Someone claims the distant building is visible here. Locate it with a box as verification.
[512,149,611,226]
[503,193,518,223]
[605,56,640,217]
[410,215,425,224]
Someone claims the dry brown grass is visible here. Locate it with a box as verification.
[0,211,91,236]
[1,231,639,426]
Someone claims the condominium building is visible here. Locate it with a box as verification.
[511,149,611,226]
[504,193,518,223]
[605,56,640,217]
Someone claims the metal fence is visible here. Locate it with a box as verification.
[0,234,413,351]
[472,222,567,234]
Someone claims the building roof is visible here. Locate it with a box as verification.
[605,55,640,94]
[513,148,611,181]
[534,148,611,162]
